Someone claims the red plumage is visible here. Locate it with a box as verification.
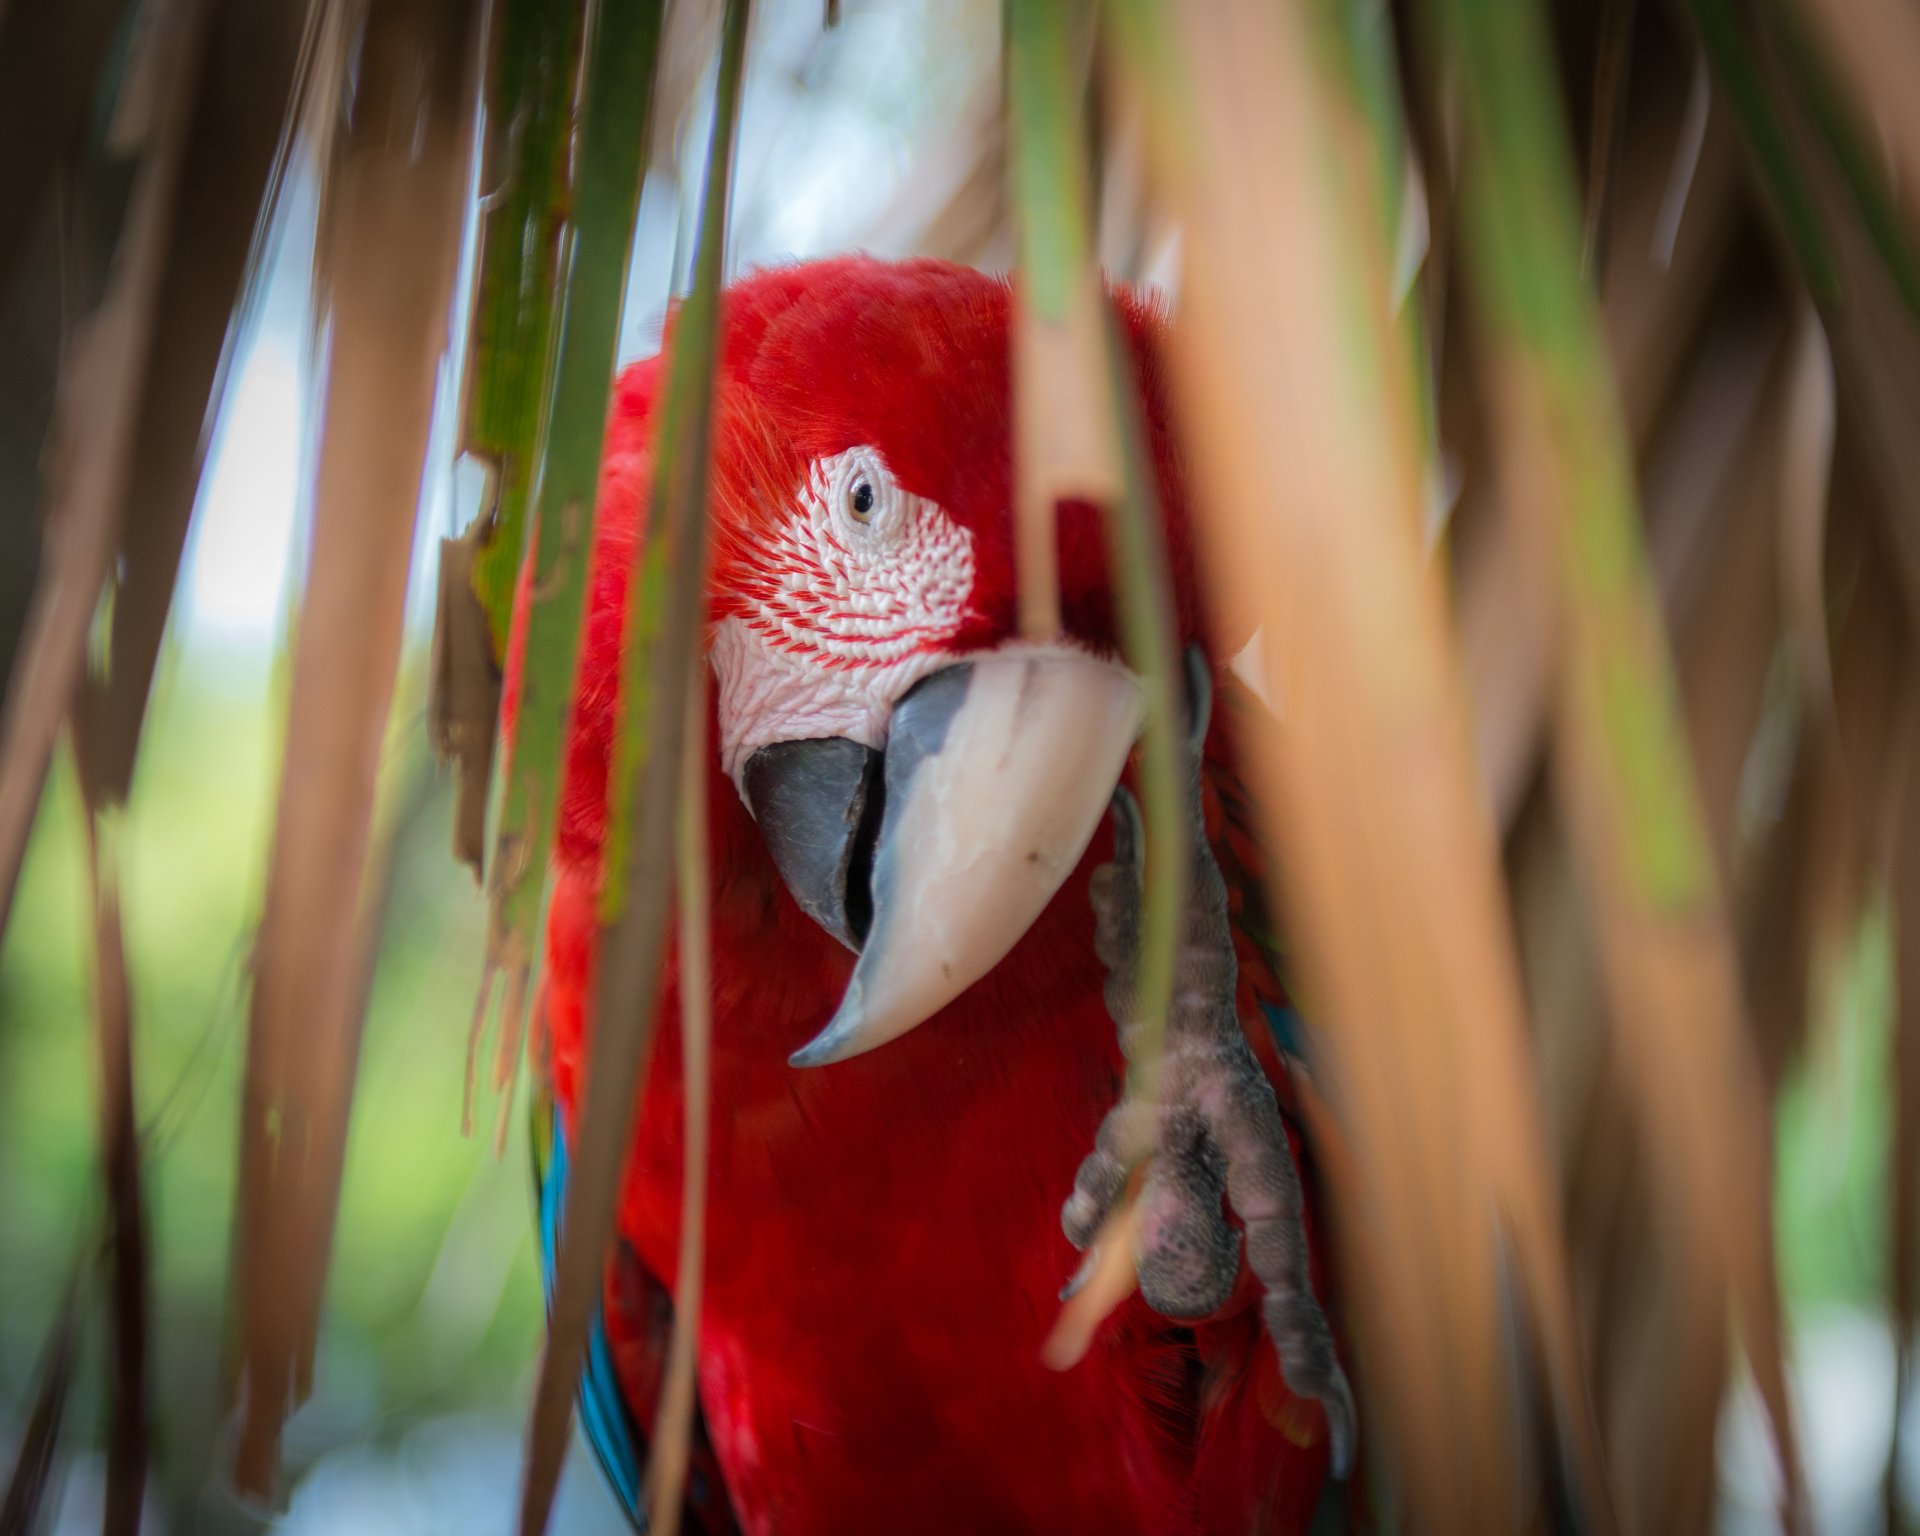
[503,257,1345,1535]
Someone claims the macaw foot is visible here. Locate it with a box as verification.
[1059,655,1357,1480]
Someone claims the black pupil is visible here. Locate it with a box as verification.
[851,480,874,516]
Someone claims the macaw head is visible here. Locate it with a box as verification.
[653,256,1208,1065]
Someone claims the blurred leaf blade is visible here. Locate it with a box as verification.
[429,517,506,872]
[1314,0,1437,464]
[1006,0,1183,1304]
[83,814,150,1536]
[1441,0,1807,1521]
[0,0,128,299]
[1004,0,1093,638]
[1890,685,1920,1524]
[1089,317,1183,1117]
[1688,1,1920,623]
[510,0,741,1525]
[646,667,712,1536]
[431,0,590,870]
[1580,0,1636,282]
[1682,0,1842,307]
[1461,79,1749,829]
[1005,0,1089,324]
[0,1269,83,1536]
[1774,0,1920,318]
[231,0,481,1491]
[73,0,317,818]
[518,0,748,1522]
[484,0,664,1003]
[0,0,217,942]
[461,0,589,648]
[1109,0,1600,1523]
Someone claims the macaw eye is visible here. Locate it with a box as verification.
[817,446,897,537]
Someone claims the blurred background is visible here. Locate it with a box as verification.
[1,0,1917,1531]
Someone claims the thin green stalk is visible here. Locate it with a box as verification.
[1099,325,1184,1107]
[648,666,712,1536]
[1006,0,1090,323]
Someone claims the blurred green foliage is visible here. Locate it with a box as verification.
[0,655,556,1530]
[1775,898,1896,1309]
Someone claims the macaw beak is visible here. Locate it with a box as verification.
[741,646,1144,1067]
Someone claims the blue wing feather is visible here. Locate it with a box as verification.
[534,1100,648,1530]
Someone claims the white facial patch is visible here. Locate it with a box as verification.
[713,445,977,788]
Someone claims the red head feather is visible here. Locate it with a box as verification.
[698,256,1207,661]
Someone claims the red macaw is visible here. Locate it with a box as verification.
[505,256,1355,1536]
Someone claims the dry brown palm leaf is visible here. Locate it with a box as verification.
[0,0,215,938]
[1518,292,1795,1524]
[428,517,502,873]
[1732,395,1884,1090]
[1736,5,1920,628]
[1582,0,1639,283]
[0,0,126,299]
[645,667,713,1536]
[231,0,479,1494]
[1795,0,1920,242]
[652,0,723,175]
[1456,65,1747,831]
[1804,447,1913,980]
[1777,306,1837,719]
[73,0,317,818]
[80,811,149,1536]
[1092,59,1166,286]
[1736,739,1823,1091]
[1663,339,1790,885]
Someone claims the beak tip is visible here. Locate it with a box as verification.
[788,1001,863,1069]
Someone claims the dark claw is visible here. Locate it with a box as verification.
[1062,1098,1154,1250]
[1059,1244,1101,1302]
